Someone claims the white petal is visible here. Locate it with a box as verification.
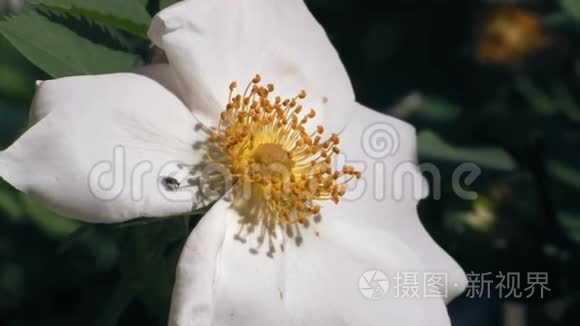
[134,63,183,101]
[169,105,467,325]
[0,73,213,223]
[324,103,468,302]
[149,0,355,131]
[171,197,452,326]
[30,64,182,125]
[170,199,229,326]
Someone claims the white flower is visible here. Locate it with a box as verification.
[0,0,467,325]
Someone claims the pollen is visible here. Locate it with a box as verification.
[208,75,360,224]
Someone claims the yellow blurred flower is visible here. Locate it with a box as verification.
[465,197,496,232]
[478,5,551,64]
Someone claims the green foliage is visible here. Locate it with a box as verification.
[516,76,580,121]
[0,12,140,78]
[414,96,461,122]
[418,130,516,171]
[0,33,37,101]
[0,188,23,219]
[548,160,580,191]
[0,180,80,238]
[30,0,151,37]
[116,218,191,322]
[20,193,81,238]
[561,0,580,19]
[558,213,580,244]
[514,76,558,116]
[159,0,178,10]
[0,65,32,99]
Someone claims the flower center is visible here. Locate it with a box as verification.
[252,143,294,170]
[208,75,360,224]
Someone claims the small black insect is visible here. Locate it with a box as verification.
[162,177,181,192]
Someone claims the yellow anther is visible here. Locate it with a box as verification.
[311,205,321,214]
[331,133,340,144]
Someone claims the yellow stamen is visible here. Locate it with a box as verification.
[208,75,360,224]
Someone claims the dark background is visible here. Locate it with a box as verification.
[1,0,580,325]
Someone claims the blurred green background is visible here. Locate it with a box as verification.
[1,0,580,325]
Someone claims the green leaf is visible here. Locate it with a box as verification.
[0,65,33,99]
[20,193,81,238]
[418,130,516,171]
[514,76,557,116]
[31,0,151,37]
[557,213,580,244]
[548,160,580,190]
[160,0,178,10]
[94,280,137,326]
[414,96,461,122]
[561,0,580,19]
[117,219,188,319]
[0,12,140,78]
[552,82,580,122]
[0,188,24,220]
[0,35,36,100]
